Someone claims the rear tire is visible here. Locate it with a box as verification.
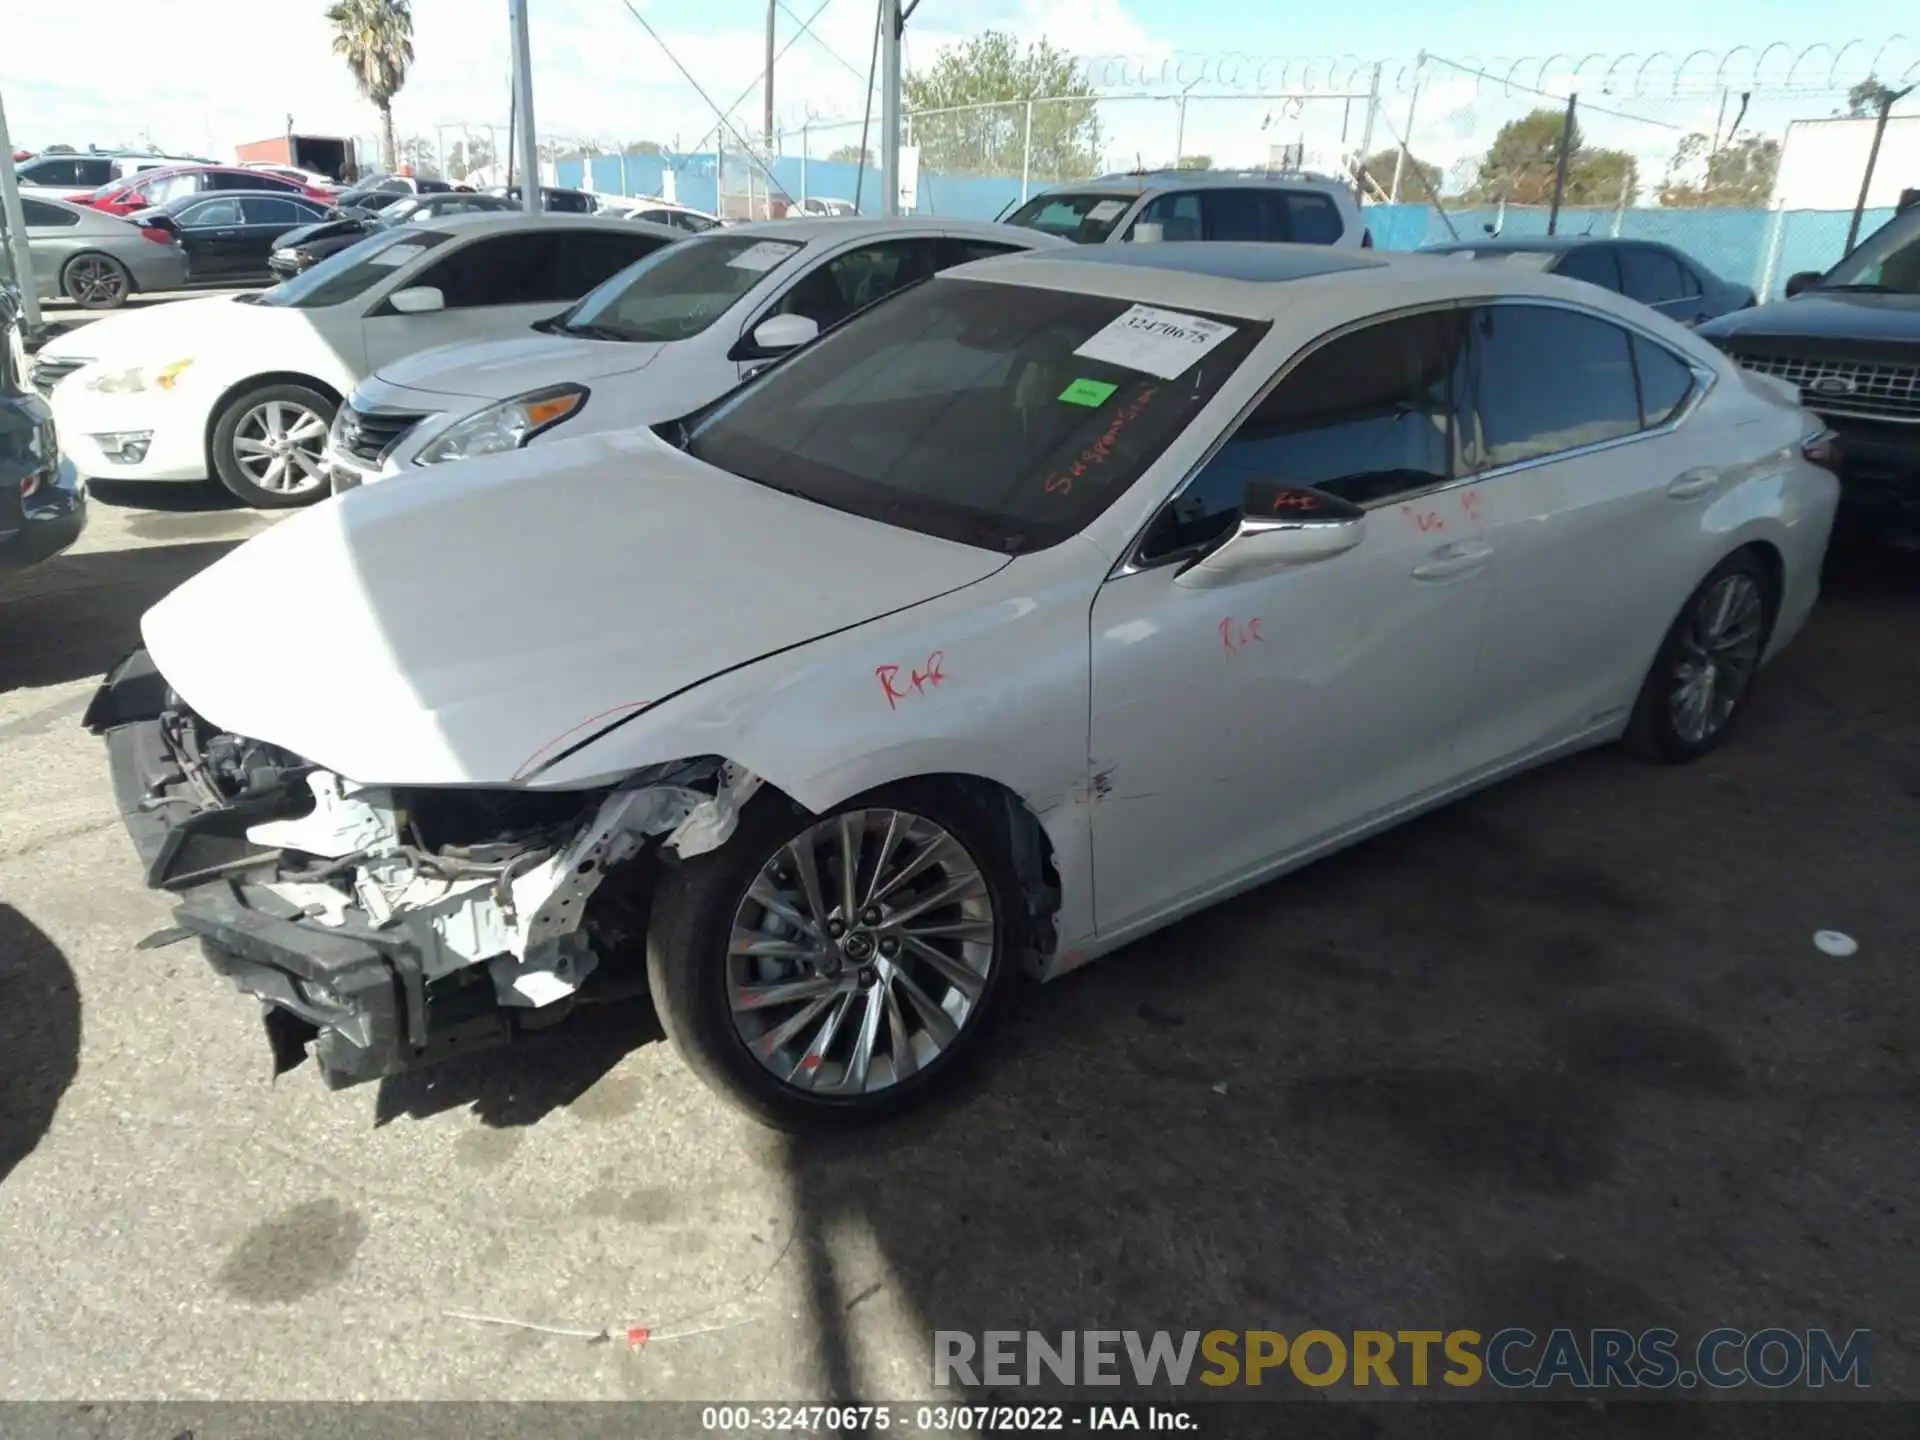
[646,782,1024,1132]
[208,383,337,509]
[1622,550,1775,764]
[62,253,131,310]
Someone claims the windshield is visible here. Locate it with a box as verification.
[1820,209,1920,293]
[257,228,453,308]
[1003,191,1137,244]
[678,276,1267,554]
[558,233,805,342]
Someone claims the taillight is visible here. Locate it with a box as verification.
[20,471,41,499]
[1802,428,1842,474]
[138,226,174,245]
[1361,228,1374,248]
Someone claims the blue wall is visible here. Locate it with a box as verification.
[558,152,1887,300]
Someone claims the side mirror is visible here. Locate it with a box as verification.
[1173,481,1366,589]
[1784,271,1822,298]
[389,285,445,315]
[750,313,819,353]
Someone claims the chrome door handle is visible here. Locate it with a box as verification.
[1411,541,1493,580]
[1668,468,1719,499]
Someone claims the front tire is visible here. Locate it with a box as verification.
[646,782,1024,1131]
[1623,550,1774,764]
[209,383,337,508]
[62,253,131,310]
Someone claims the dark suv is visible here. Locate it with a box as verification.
[0,269,85,578]
[1698,199,1920,546]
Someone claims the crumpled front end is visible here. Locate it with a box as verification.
[85,648,761,1088]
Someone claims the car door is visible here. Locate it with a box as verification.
[235,197,309,278]
[174,196,248,279]
[1453,300,1714,765]
[735,236,940,380]
[1086,307,1497,934]
[21,198,76,294]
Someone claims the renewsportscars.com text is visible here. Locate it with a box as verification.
[933,1328,1873,1390]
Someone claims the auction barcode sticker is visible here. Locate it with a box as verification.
[1073,304,1237,379]
[727,241,803,272]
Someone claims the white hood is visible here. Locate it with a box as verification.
[370,332,667,400]
[40,293,285,363]
[141,429,1008,786]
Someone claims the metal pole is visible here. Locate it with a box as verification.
[1611,169,1629,236]
[1355,63,1381,205]
[880,0,901,217]
[764,0,776,153]
[1756,196,1788,298]
[715,128,725,218]
[801,123,809,205]
[1021,100,1033,200]
[1175,96,1187,166]
[1547,91,1577,235]
[509,0,541,213]
[620,150,630,196]
[1846,84,1913,254]
[1391,51,1424,202]
[0,91,44,336]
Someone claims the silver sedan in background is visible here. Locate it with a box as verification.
[12,194,190,309]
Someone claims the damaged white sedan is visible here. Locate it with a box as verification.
[86,243,1838,1128]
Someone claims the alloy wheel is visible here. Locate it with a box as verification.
[67,256,126,306]
[232,400,330,495]
[726,808,998,1095]
[1669,572,1765,744]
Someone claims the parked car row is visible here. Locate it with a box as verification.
[72,228,1844,1132]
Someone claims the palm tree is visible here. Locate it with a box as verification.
[326,0,415,173]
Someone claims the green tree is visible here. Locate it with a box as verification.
[1659,131,1780,207]
[1845,77,1898,117]
[904,32,1101,180]
[326,0,415,172]
[828,144,874,165]
[1468,107,1639,207]
[1175,154,1212,170]
[1356,145,1440,200]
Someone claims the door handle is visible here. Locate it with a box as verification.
[1667,468,1719,500]
[1410,540,1493,580]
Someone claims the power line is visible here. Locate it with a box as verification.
[775,0,866,84]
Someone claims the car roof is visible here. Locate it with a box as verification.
[412,211,683,239]
[714,215,1065,245]
[1026,170,1354,199]
[945,242,1666,323]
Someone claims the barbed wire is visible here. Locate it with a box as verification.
[1074,38,1920,98]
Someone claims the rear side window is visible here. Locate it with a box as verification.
[1276,192,1344,244]
[1553,246,1623,292]
[1633,335,1697,427]
[1143,309,1469,560]
[1469,305,1642,467]
[1617,247,1687,305]
[242,196,301,225]
[559,230,677,294]
[1201,190,1266,242]
[21,199,77,228]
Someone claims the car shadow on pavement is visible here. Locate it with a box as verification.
[373,996,666,1129]
[0,906,82,1188]
[87,478,243,514]
[0,539,244,692]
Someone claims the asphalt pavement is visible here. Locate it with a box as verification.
[1,490,1916,1408]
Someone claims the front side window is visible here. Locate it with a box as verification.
[1140,309,1469,562]
[1469,305,1642,467]
[1003,191,1136,244]
[258,228,456,308]
[1617,246,1687,305]
[1127,192,1203,242]
[411,233,582,307]
[767,238,937,331]
[24,158,80,186]
[242,196,302,225]
[183,197,245,228]
[680,276,1266,554]
[1820,207,1920,293]
[1201,190,1266,242]
[559,233,805,342]
[1279,192,1345,244]
[1553,246,1623,292]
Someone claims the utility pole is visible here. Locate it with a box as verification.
[1391,51,1425,203]
[0,88,43,336]
[763,0,776,153]
[1847,83,1915,254]
[880,0,901,216]
[508,0,541,213]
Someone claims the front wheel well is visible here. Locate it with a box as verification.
[202,372,343,468]
[1730,538,1785,633]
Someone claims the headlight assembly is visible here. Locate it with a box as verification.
[413,385,589,466]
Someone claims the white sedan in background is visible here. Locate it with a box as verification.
[36,213,681,506]
[325,217,1063,487]
[87,244,1837,1129]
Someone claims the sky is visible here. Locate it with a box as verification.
[4,0,1917,198]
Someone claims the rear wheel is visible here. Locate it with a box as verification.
[62,253,131,310]
[209,383,336,508]
[646,783,1023,1131]
[1623,551,1774,763]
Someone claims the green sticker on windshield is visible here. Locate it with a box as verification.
[1059,378,1118,407]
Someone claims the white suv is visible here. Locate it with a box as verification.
[1002,169,1368,248]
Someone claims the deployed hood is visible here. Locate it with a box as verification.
[1699,291,1920,349]
[141,429,1008,786]
[372,331,667,399]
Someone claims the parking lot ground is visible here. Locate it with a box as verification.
[1,494,1917,1405]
